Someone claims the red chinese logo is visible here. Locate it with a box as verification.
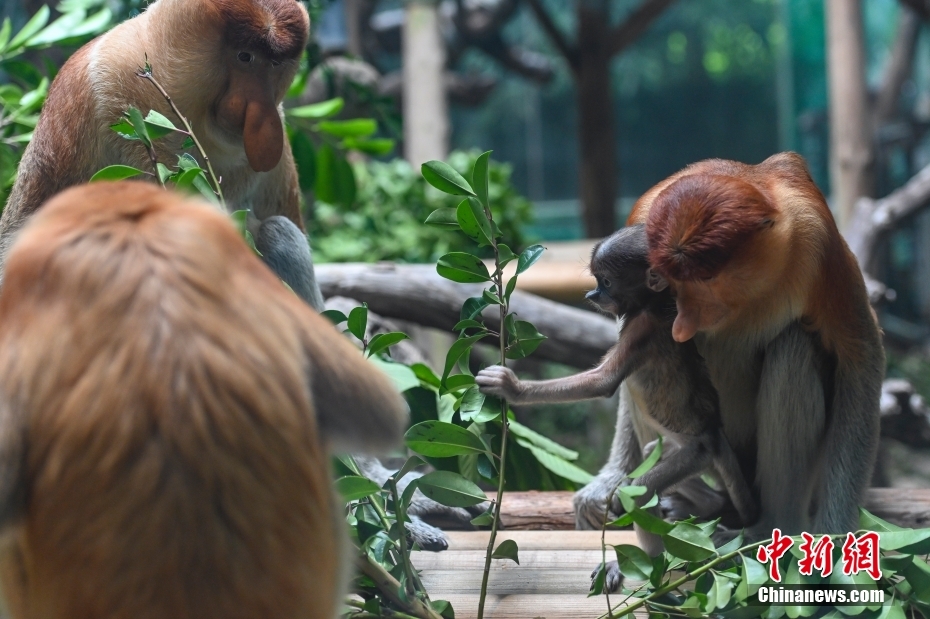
[798,533,835,577]
[756,528,795,582]
[841,532,882,580]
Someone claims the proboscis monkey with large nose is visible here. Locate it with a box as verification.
[0,181,408,619]
[0,0,318,304]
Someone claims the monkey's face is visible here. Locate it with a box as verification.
[215,48,298,173]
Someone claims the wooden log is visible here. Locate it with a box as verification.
[496,490,930,530]
[316,262,616,368]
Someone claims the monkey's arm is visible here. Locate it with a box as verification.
[476,314,654,404]
[254,216,325,312]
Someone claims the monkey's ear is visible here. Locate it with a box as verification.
[646,268,668,292]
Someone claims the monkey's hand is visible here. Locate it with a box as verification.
[573,469,627,530]
[476,366,525,403]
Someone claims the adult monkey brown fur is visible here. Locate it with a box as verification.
[0,0,315,302]
[0,181,408,619]
[575,153,883,560]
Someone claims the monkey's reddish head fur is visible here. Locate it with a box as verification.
[0,182,406,619]
[646,174,777,282]
[213,0,309,60]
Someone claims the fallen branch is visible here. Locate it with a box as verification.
[316,263,616,368]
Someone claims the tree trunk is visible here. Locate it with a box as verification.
[826,0,874,229]
[403,0,449,168]
[574,3,617,238]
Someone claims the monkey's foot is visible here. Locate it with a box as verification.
[405,517,449,552]
[591,560,623,594]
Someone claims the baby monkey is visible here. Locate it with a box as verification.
[476,225,758,545]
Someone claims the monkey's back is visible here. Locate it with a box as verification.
[0,184,350,619]
[625,311,721,439]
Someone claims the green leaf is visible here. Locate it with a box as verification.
[110,119,138,140]
[181,136,194,150]
[491,539,519,564]
[508,418,579,460]
[628,436,663,479]
[442,334,488,383]
[335,475,381,501]
[505,320,547,359]
[425,207,460,229]
[663,522,716,562]
[368,357,419,393]
[437,393,456,423]
[7,5,49,51]
[287,97,344,118]
[461,296,490,321]
[437,252,491,283]
[738,554,769,598]
[459,386,486,422]
[318,118,377,138]
[445,374,476,392]
[504,276,518,301]
[393,455,425,485]
[321,309,347,325]
[89,165,145,182]
[173,167,203,190]
[516,439,593,484]
[290,130,316,192]
[589,563,607,597]
[879,528,930,554]
[347,304,368,341]
[453,319,485,332]
[422,160,476,197]
[516,244,545,274]
[497,243,517,267]
[314,143,338,203]
[141,109,178,139]
[470,511,494,526]
[613,544,653,580]
[708,571,734,610]
[0,18,12,52]
[343,137,394,156]
[366,332,409,358]
[405,420,488,457]
[456,198,493,246]
[472,150,491,208]
[616,484,647,513]
[858,507,905,533]
[416,471,487,507]
[411,363,441,388]
[126,107,151,148]
[482,288,502,306]
[628,507,673,535]
[156,163,173,185]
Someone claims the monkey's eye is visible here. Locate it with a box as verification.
[602,278,612,288]
[237,52,254,63]
[271,59,281,67]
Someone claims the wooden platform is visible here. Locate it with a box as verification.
[412,530,639,619]
[408,489,930,618]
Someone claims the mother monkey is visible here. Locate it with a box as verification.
[575,152,883,540]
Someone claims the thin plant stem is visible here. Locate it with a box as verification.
[389,476,423,599]
[135,66,225,206]
[596,540,769,619]
[476,227,510,619]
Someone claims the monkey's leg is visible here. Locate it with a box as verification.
[354,457,489,551]
[254,216,326,312]
[712,432,759,527]
[754,322,825,536]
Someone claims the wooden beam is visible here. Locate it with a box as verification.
[497,490,930,530]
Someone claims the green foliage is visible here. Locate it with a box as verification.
[0,2,114,209]
[309,151,533,263]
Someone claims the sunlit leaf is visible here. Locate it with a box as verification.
[422,160,475,197]
[287,97,344,118]
[335,475,380,501]
[89,165,144,182]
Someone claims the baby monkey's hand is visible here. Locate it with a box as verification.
[476,365,525,402]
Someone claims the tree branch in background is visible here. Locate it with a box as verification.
[316,263,616,368]
[608,0,678,57]
[897,0,930,21]
[524,0,579,70]
[846,161,930,276]
[873,6,920,128]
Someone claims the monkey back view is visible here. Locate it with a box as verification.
[0,182,407,619]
